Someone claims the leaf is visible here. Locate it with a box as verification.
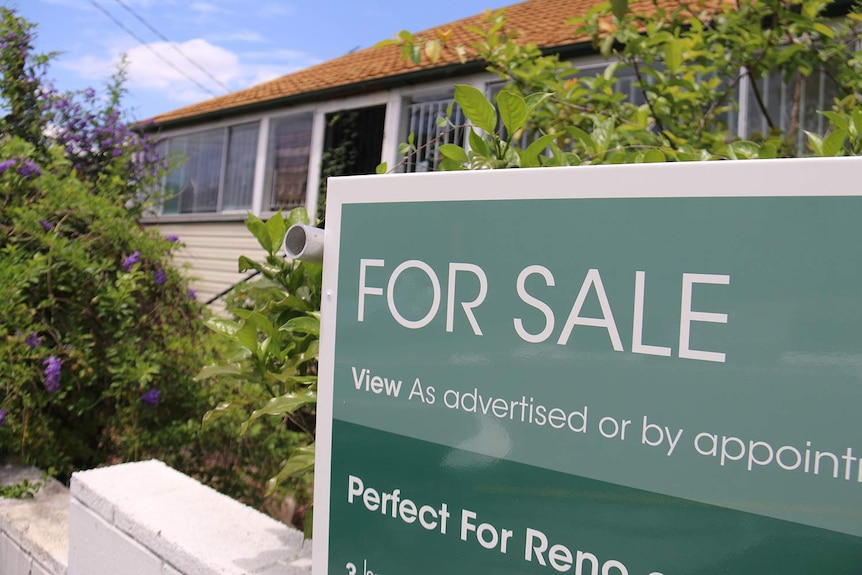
[279,375,318,387]
[195,363,243,381]
[852,110,862,138]
[263,213,286,256]
[245,213,272,253]
[304,339,320,361]
[237,256,281,277]
[524,92,553,115]
[235,322,260,354]
[642,148,666,163]
[600,33,615,57]
[805,131,824,155]
[812,22,834,39]
[454,84,497,134]
[439,144,469,163]
[375,162,387,174]
[823,128,847,156]
[285,206,309,228]
[495,88,527,137]
[567,126,596,153]
[730,140,761,159]
[424,39,442,63]
[265,444,316,496]
[235,309,278,341]
[664,38,682,73]
[202,401,245,429]
[206,317,241,338]
[373,38,400,48]
[821,111,848,131]
[303,505,313,541]
[611,0,628,20]
[468,129,490,157]
[242,392,317,435]
[283,315,320,336]
[519,132,561,167]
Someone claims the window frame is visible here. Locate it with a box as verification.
[157,121,261,218]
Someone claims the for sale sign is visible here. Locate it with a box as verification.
[312,158,862,575]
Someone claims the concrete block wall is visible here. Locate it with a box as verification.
[69,460,312,575]
[0,465,68,575]
[0,460,312,575]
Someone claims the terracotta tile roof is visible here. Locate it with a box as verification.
[150,0,665,126]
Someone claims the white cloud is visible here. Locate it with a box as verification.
[63,38,321,106]
[125,39,240,94]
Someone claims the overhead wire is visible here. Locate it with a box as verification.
[85,0,224,98]
[109,0,233,93]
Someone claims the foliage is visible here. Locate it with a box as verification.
[385,0,862,166]
[0,8,235,503]
[0,478,41,499]
[198,208,321,536]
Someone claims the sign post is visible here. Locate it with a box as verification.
[313,158,862,574]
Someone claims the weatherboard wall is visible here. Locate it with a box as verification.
[152,221,266,306]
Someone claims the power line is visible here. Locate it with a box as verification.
[86,0,222,98]
[110,0,233,93]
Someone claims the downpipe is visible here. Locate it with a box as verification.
[283,224,324,263]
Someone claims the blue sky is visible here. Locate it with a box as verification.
[12,0,515,120]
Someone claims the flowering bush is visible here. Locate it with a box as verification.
[0,8,212,481]
[0,134,215,479]
[0,10,316,523]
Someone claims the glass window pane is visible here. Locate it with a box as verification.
[162,129,224,213]
[266,114,313,211]
[223,123,259,211]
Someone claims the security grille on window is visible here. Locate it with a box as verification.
[402,93,467,173]
[743,68,840,151]
[160,123,258,215]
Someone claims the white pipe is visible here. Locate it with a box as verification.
[283,224,324,263]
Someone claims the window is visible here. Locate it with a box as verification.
[160,123,259,215]
[402,92,466,173]
[743,68,840,151]
[265,113,313,211]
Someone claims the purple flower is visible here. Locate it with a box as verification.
[165,235,179,243]
[40,219,52,231]
[122,250,141,272]
[141,389,161,406]
[154,268,166,285]
[42,356,61,393]
[187,289,197,300]
[17,160,41,178]
[25,331,41,349]
[0,409,7,428]
[0,159,14,174]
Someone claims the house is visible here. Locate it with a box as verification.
[145,0,843,305]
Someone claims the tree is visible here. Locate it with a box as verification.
[385,0,862,167]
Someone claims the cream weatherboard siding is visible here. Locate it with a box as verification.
[151,221,267,306]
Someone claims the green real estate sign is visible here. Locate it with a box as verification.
[312,159,862,575]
